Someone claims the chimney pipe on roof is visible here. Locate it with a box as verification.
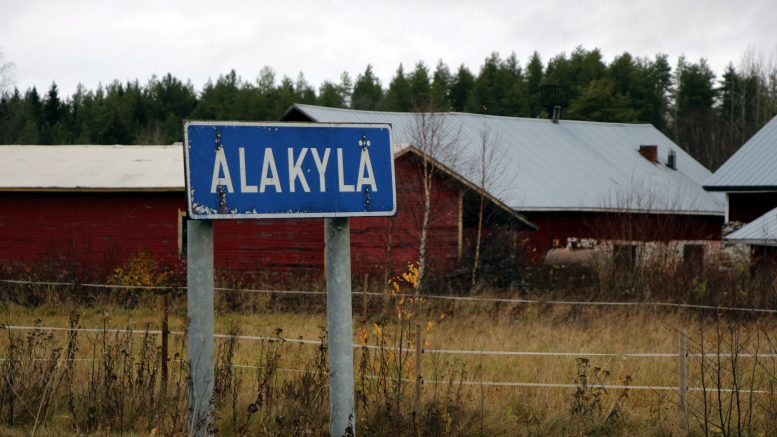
[667,149,677,170]
[639,145,658,163]
[551,106,562,124]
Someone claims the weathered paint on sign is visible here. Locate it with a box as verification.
[184,121,396,219]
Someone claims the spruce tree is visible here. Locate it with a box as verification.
[385,64,412,111]
[351,65,383,110]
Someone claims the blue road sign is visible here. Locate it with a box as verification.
[184,121,396,219]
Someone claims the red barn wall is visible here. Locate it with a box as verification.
[351,154,461,279]
[521,211,723,257]
[0,189,725,280]
[0,191,184,278]
[213,218,325,277]
[0,155,463,281]
[215,154,462,279]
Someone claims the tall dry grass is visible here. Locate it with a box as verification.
[2,295,777,435]
[1,252,777,434]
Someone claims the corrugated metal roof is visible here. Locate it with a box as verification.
[288,104,724,215]
[0,145,183,190]
[705,115,777,191]
[725,206,777,246]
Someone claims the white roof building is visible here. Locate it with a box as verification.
[0,145,183,191]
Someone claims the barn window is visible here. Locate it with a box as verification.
[612,244,637,271]
[178,209,188,259]
[749,245,777,277]
[683,244,704,272]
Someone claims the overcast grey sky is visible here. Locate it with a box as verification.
[1,0,776,96]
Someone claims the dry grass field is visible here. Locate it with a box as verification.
[1,286,776,436]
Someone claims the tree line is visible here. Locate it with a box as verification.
[1,46,776,170]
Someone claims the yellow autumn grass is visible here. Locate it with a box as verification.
[1,294,776,435]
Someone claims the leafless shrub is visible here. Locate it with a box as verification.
[570,357,632,435]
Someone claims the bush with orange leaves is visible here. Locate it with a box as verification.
[352,262,467,435]
[107,251,174,306]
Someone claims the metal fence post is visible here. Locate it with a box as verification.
[679,328,687,412]
[187,219,215,436]
[325,217,356,437]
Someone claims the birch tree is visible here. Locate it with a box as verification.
[406,108,459,419]
[468,124,514,291]
[407,110,459,292]
[470,124,495,290]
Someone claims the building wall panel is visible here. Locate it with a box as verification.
[0,192,184,277]
[522,211,723,258]
[0,155,464,281]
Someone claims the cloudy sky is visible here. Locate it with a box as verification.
[1,0,776,96]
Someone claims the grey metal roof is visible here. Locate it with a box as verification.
[725,206,777,246]
[288,104,724,216]
[0,145,183,190]
[705,115,777,191]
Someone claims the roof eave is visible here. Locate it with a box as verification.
[279,104,317,122]
[724,238,777,247]
[400,146,537,230]
[704,185,777,192]
[516,206,725,217]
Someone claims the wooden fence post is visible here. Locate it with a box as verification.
[362,273,369,321]
[161,290,169,394]
[414,322,423,411]
[678,328,687,412]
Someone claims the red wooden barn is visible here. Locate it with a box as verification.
[285,105,725,261]
[0,142,533,281]
[1,104,726,281]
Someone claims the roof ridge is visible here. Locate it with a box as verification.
[296,103,655,127]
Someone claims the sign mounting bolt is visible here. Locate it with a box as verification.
[363,186,371,210]
[215,130,222,150]
[217,186,227,214]
[359,136,371,151]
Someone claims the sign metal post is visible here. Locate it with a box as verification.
[186,219,214,436]
[326,217,355,435]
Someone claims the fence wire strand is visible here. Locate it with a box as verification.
[0,352,771,395]
[2,278,777,314]
[5,324,777,359]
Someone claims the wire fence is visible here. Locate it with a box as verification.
[3,278,777,314]
[5,323,777,358]
[3,278,777,405]
[2,323,775,396]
